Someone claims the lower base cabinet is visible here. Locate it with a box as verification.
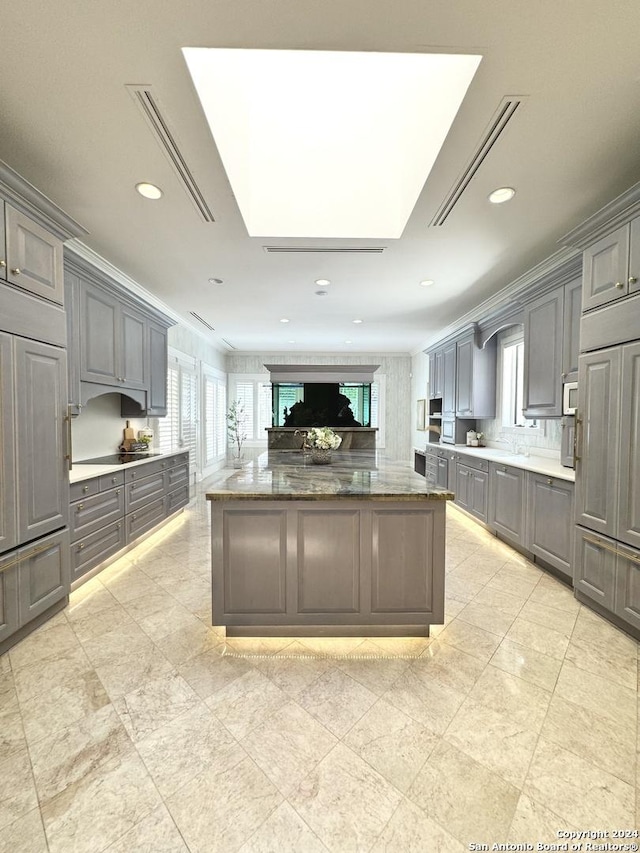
[526,473,574,579]
[69,452,190,585]
[615,545,640,631]
[455,458,488,523]
[489,463,526,546]
[0,528,69,644]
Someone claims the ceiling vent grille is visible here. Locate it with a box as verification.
[126,85,215,223]
[263,246,386,254]
[189,311,215,331]
[430,96,526,227]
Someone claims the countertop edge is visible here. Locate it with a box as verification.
[206,491,454,501]
[69,450,187,484]
[418,444,575,482]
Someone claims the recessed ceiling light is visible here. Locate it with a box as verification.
[345,340,352,344]
[280,318,290,323]
[288,340,296,344]
[352,319,363,324]
[208,277,224,285]
[315,279,331,286]
[135,182,163,200]
[488,186,516,204]
[419,279,435,287]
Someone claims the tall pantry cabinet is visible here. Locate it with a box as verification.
[0,160,86,651]
[563,180,640,636]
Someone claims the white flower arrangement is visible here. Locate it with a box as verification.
[306,427,342,450]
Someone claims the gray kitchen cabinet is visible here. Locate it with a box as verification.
[15,337,69,545]
[0,333,17,553]
[429,349,444,399]
[575,347,620,537]
[70,486,125,543]
[523,286,564,418]
[617,341,640,550]
[0,550,19,644]
[18,529,70,623]
[121,320,168,417]
[455,331,496,418]
[3,204,64,305]
[489,462,526,546]
[71,520,126,584]
[455,457,489,523]
[527,473,574,579]
[436,454,448,489]
[442,342,457,417]
[127,497,166,541]
[423,447,438,486]
[0,201,5,283]
[573,527,615,609]
[582,218,640,312]
[80,281,146,391]
[614,543,640,632]
[125,469,166,513]
[562,275,582,380]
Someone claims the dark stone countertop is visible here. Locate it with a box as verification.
[205,450,454,501]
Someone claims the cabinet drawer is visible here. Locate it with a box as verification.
[125,471,165,512]
[126,498,165,541]
[166,485,189,515]
[167,452,189,469]
[99,471,125,491]
[0,551,19,643]
[70,478,100,502]
[18,529,69,624]
[125,457,171,482]
[457,455,488,473]
[166,463,189,492]
[71,519,126,583]
[70,487,125,543]
[615,543,640,631]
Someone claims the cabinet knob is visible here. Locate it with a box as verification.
[10,267,21,275]
[0,259,6,268]
[116,488,121,494]
[629,276,638,285]
[78,543,85,550]
[112,477,117,483]
[117,523,121,529]
[547,478,553,485]
[615,281,624,289]
[132,514,137,520]
[77,503,84,510]
[83,485,89,493]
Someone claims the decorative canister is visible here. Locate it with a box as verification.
[466,430,477,446]
[310,448,332,465]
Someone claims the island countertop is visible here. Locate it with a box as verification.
[206,450,453,501]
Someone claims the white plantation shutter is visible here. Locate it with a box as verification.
[204,372,227,465]
[258,382,272,435]
[234,382,254,441]
[181,369,198,469]
[370,382,379,427]
[156,364,180,453]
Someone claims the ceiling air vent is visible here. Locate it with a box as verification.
[126,84,216,223]
[263,246,386,254]
[189,311,215,331]
[430,96,527,227]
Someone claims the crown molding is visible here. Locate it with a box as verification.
[560,180,640,249]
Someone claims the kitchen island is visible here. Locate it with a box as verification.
[206,451,453,637]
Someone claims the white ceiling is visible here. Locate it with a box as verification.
[1,0,640,354]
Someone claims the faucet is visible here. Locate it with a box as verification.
[497,435,524,455]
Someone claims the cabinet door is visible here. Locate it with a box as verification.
[490,464,525,545]
[15,338,69,544]
[562,276,582,380]
[630,216,640,296]
[575,348,621,536]
[80,283,119,385]
[456,464,471,510]
[147,321,168,415]
[573,527,615,608]
[523,287,564,418]
[5,206,64,305]
[0,200,6,283]
[428,353,437,399]
[434,350,444,398]
[18,529,69,624]
[614,545,640,631]
[436,456,448,489]
[455,334,474,417]
[0,551,19,644]
[527,474,574,578]
[617,342,640,549]
[71,520,125,584]
[120,305,146,389]
[0,333,17,552]
[582,224,629,311]
[64,270,82,414]
[470,470,488,522]
[442,343,456,417]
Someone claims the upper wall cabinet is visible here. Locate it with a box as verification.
[1,204,64,305]
[455,330,496,419]
[64,251,174,417]
[582,216,640,312]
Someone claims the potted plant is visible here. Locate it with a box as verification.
[306,426,342,464]
[227,400,248,467]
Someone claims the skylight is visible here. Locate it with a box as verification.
[182,48,482,239]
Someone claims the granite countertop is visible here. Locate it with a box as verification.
[420,444,575,482]
[206,450,454,501]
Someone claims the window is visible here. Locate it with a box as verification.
[203,366,227,466]
[155,350,198,477]
[228,375,272,442]
[500,332,540,431]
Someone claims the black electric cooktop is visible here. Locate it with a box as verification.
[77,452,164,465]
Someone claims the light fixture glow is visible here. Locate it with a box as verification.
[420,279,435,287]
[345,340,352,344]
[135,182,163,200]
[182,48,482,238]
[315,279,331,286]
[488,186,516,204]
[352,319,363,324]
[280,318,290,323]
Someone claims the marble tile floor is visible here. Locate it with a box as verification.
[1,481,638,853]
